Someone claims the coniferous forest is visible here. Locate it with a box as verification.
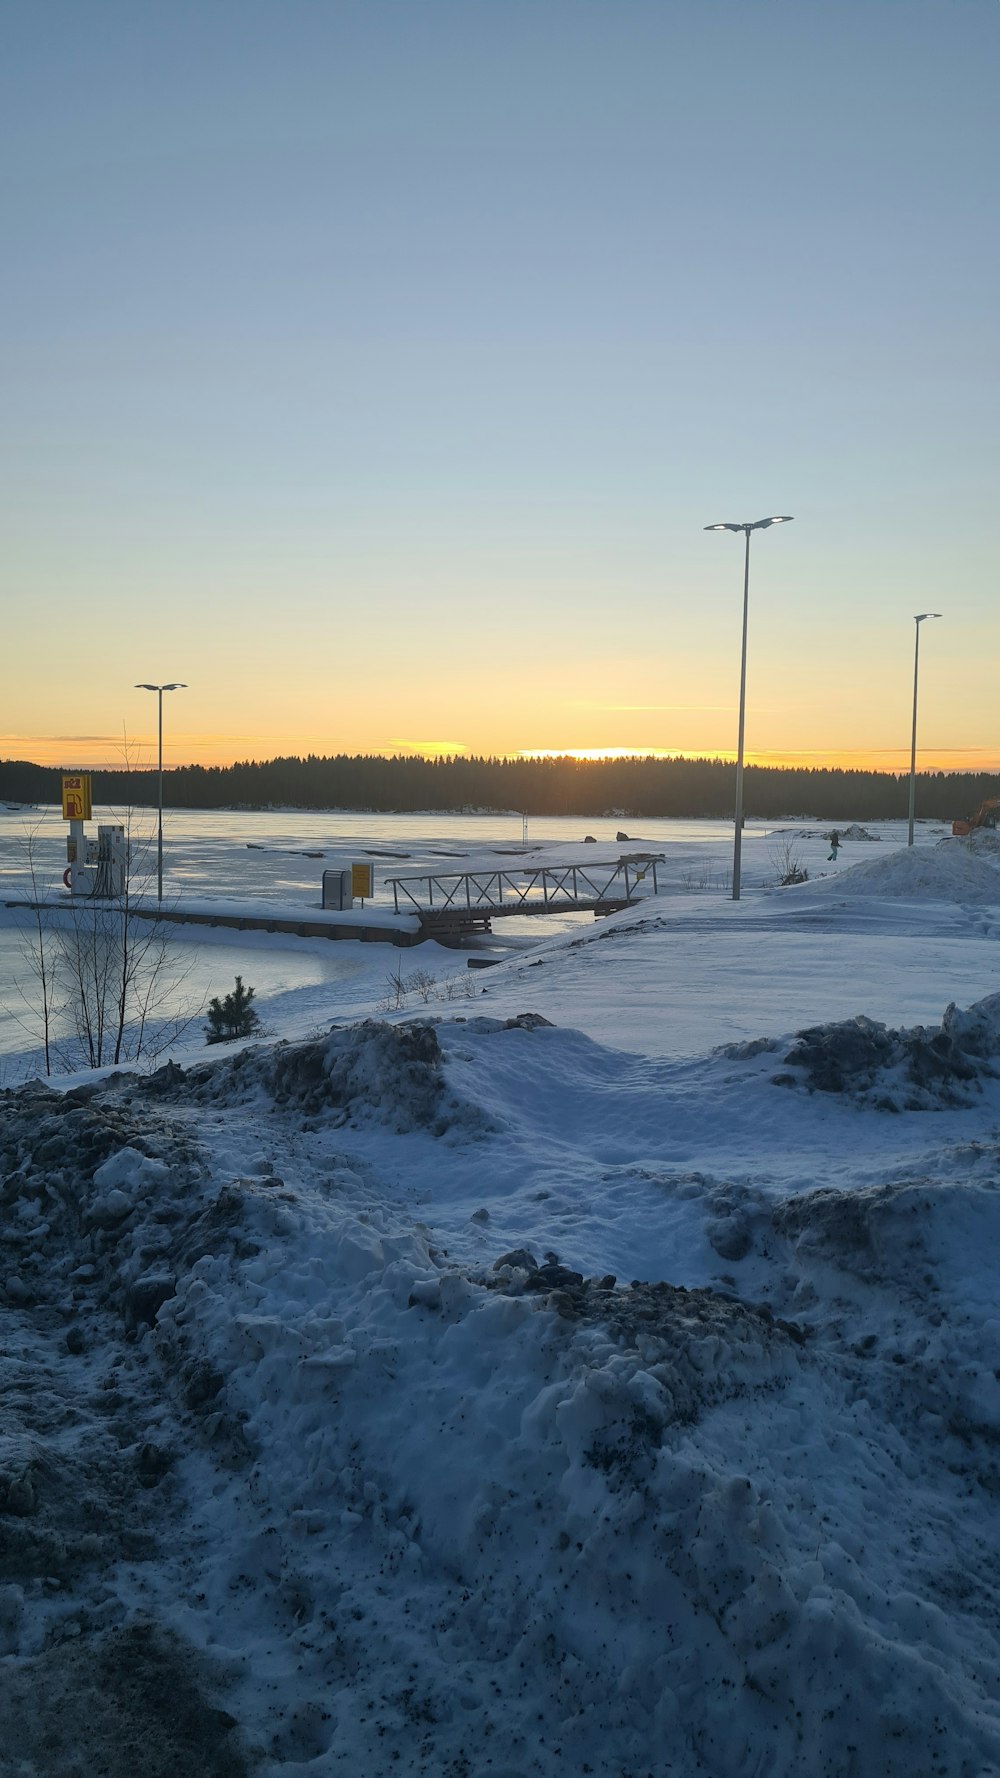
[1,753,997,823]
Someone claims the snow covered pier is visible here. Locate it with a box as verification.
[386,854,663,940]
[148,900,423,945]
[5,895,423,947]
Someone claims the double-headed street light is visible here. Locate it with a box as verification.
[135,682,187,902]
[907,613,941,847]
[705,516,794,900]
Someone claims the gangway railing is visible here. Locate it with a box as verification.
[385,855,662,918]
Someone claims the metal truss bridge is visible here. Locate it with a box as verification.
[384,854,663,940]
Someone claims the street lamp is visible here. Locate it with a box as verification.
[907,614,941,847]
[705,516,793,900]
[135,682,187,901]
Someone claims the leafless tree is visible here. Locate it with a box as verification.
[7,819,59,1074]
[5,746,202,1074]
[56,796,202,1069]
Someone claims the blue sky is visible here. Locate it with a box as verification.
[2,0,997,767]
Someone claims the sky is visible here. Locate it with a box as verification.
[1,0,998,773]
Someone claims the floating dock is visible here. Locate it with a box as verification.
[4,896,423,948]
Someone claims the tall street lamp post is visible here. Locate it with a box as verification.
[135,682,187,902]
[907,614,941,847]
[705,516,793,900]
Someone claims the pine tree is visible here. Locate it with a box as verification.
[205,975,262,1044]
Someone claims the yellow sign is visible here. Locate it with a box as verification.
[62,774,92,821]
[351,862,374,899]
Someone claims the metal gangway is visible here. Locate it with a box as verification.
[385,854,662,939]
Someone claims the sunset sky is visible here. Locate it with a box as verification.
[2,1,997,773]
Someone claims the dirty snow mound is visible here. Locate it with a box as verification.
[776,992,1000,1108]
[3,1009,1000,1777]
[803,844,1000,901]
[159,1018,489,1135]
[839,823,880,841]
[0,1083,254,1773]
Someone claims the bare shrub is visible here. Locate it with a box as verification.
[405,968,437,1004]
[768,838,809,887]
[6,754,203,1074]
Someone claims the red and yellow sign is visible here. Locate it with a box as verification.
[61,774,92,821]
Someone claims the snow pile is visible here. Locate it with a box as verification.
[838,823,880,841]
[152,1170,1000,1776]
[943,826,1000,857]
[778,992,1000,1108]
[802,843,1000,902]
[165,1017,491,1135]
[4,997,1000,1774]
[0,1086,253,1775]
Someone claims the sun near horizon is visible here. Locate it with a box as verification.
[3,738,998,777]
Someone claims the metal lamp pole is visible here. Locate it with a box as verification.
[135,682,187,901]
[907,614,941,847]
[705,516,793,900]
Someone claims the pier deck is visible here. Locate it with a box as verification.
[386,855,663,939]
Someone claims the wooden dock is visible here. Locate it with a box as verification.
[4,899,422,948]
[145,906,421,946]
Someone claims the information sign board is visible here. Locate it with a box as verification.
[351,862,374,899]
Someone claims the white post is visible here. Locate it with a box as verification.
[733,526,751,901]
[907,620,920,848]
[68,817,86,895]
[907,614,941,848]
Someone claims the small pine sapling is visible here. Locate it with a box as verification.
[205,975,263,1044]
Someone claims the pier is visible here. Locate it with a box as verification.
[385,855,662,940]
[4,897,423,948]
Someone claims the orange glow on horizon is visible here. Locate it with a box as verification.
[3,735,999,776]
[521,746,1000,773]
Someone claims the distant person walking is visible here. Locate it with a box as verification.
[827,830,841,862]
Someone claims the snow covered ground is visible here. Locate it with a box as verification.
[2,816,1000,1775]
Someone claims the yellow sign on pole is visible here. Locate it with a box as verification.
[351,862,374,900]
[62,774,92,821]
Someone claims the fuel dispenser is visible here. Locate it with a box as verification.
[61,775,128,898]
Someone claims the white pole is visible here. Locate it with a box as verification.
[157,686,164,902]
[733,527,751,901]
[907,620,920,848]
[907,614,940,848]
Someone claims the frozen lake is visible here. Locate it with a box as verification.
[0,805,755,906]
[0,805,955,1073]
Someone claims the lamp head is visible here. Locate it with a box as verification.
[705,516,794,533]
[914,613,941,623]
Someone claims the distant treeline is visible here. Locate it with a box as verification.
[2,754,997,822]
